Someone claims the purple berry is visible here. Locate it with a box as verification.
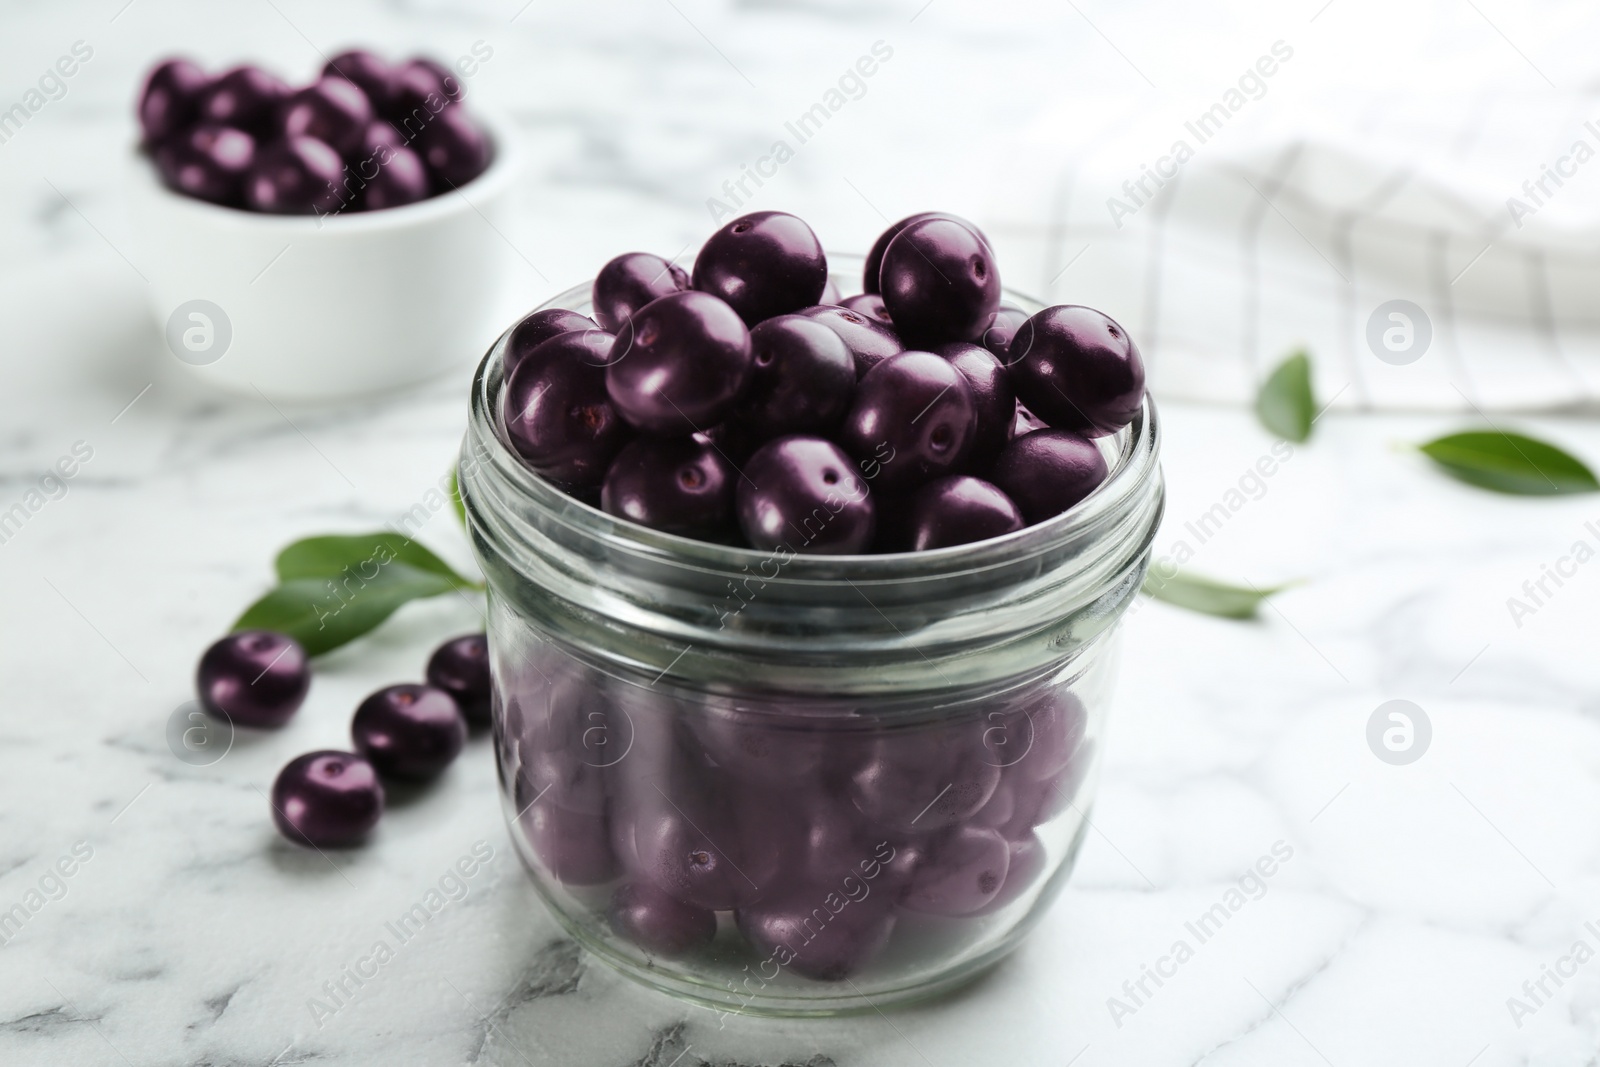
[693,211,827,325]
[349,122,428,212]
[414,106,491,190]
[606,290,752,434]
[971,834,1047,916]
[980,305,1029,360]
[391,57,465,118]
[901,827,1010,916]
[993,691,1086,783]
[196,630,309,728]
[601,436,736,540]
[196,65,289,137]
[904,476,1023,550]
[504,309,601,376]
[794,305,903,378]
[850,723,1000,833]
[323,50,396,112]
[592,252,691,332]
[354,118,405,159]
[1002,742,1095,838]
[137,58,209,145]
[879,218,1000,348]
[862,211,991,295]
[737,436,875,554]
[736,889,896,981]
[873,837,926,900]
[517,673,616,820]
[503,330,630,489]
[521,669,625,763]
[609,882,717,958]
[244,136,344,215]
[777,796,874,886]
[838,350,975,493]
[990,430,1108,524]
[840,292,894,327]
[410,57,464,92]
[426,633,491,727]
[938,342,1015,472]
[358,144,428,211]
[688,702,838,787]
[271,750,384,848]
[1007,305,1146,437]
[153,124,255,206]
[282,77,373,156]
[351,684,466,780]
[387,70,445,126]
[613,770,781,910]
[518,769,617,885]
[420,56,468,93]
[972,781,1017,831]
[732,314,855,436]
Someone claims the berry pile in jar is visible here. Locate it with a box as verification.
[136,49,492,215]
[499,650,1097,979]
[501,210,1145,553]
[195,628,490,847]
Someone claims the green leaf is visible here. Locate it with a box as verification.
[1419,430,1599,496]
[232,566,463,656]
[1142,570,1289,620]
[1255,349,1315,442]
[232,532,483,656]
[448,469,467,529]
[275,532,477,589]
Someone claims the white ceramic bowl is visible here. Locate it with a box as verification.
[127,114,523,401]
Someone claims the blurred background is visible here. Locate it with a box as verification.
[4,2,1600,1065]
[9,0,1600,410]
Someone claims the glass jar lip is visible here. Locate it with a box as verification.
[466,253,1161,584]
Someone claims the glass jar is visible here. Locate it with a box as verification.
[458,258,1164,1016]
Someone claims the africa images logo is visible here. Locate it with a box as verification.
[165,300,232,365]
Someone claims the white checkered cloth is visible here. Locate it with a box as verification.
[987,80,1600,414]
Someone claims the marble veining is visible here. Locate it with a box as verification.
[3,0,1600,1064]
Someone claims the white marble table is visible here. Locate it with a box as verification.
[4,1,1600,1064]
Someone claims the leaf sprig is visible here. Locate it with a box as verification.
[1418,430,1598,496]
[233,532,482,656]
[1142,569,1289,620]
[1255,349,1315,443]
[1167,349,1598,626]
